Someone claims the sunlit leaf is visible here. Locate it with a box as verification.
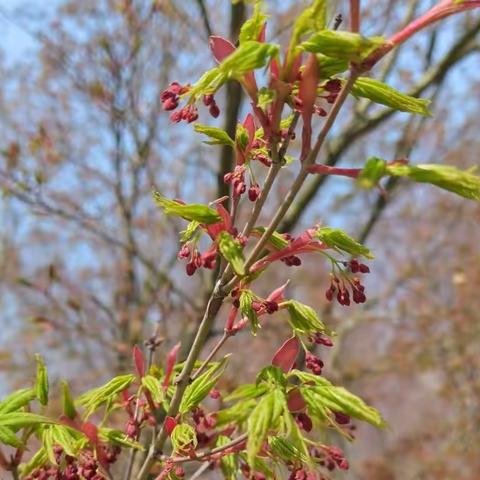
[315,226,374,259]
[153,193,221,224]
[217,232,245,276]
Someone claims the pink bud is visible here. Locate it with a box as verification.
[132,345,145,377]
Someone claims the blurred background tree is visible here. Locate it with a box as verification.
[0,1,478,478]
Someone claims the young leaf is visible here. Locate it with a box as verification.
[292,370,386,428]
[0,426,23,448]
[133,345,146,378]
[223,383,268,402]
[179,220,201,243]
[142,375,163,404]
[99,428,144,450]
[357,156,387,189]
[301,30,384,63]
[0,388,36,414]
[20,447,48,477]
[239,1,267,44]
[386,163,480,201]
[216,398,258,427]
[351,77,431,116]
[239,290,259,334]
[217,231,245,276]
[171,423,198,454]
[50,425,81,457]
[194,124,234,146]
[0,413,57,428]
[247,389,286,466]
[179,358,228,414]
[217,435,239,480]
[288,0,327,63]
[61,381,77,420]
[153,193,221,224]
[315,226,374,259]
[285,300,331,335]
[35,354,49,406]
[256,366,287,388]
[76,374,136,417]
[316,54,349,78]
[268,436,309,464]
[251,227,289,250]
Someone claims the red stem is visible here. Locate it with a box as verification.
[349,0,360,33]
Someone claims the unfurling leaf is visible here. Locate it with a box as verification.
[351,77,431,116]
[316,54,348,78]
[171,423,198,454]
[268,436,309,464]
[61,381,77,420]
[0,388,36,414]
[194,124,234,146]
[285,300,331,335]
[239,1,267,43]
[180,220,200,242]
[301,30,384,62]
[256,366,287,388]
[357,156,387,189]
[0,413,57,428]
[142,375,163,403]
[315,226,374,259]
[217,435,239,480]
[0,426,23,448]
[387,163,480,201]
[217,231,245,275]
[247,389,286,466]
[153,193,221,224]
[271,337,299,373]
[35,354,49,406]
[76,374,136,417]
[292,370,386,428]
[239,290,259,334]
[179,357,228,414]
[99,428,144,450]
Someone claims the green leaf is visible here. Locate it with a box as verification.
[235,123,250,151]
[251,227,289,250]
[285,300,331,335]
[61,381,77,420]
[289,1,327,53]
[217,435,238,480]
[153,193,221,224]
[239,1,267,44]
[257,87,276,109]
[239,290,259,334]
[223,383,268,402]
[0,425,23,448]
[76,374,136,417]
[292,370,386,428]
[189,41,279,98]
[142,375,163,404]
[0,388,36,414]
[357,157,387,189]
[0,413,57,429]
[315,226,374,259]
[302,30,384,62]
[268,436,309,464]
[217,231,245,276]
[246,389,286,466]
[20,447,48,477]
[35,354,49,406]
[179,358,228,414]
[50,425,81,457]
[179,220,201,243]
[171,424,198,454]
[193,124,234,147]
[316,54,349,78]
[256,366,287,388]
[386,163,480,201]
[351,77,431,116]
[99,428,144,450]
[216,398,258,427]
